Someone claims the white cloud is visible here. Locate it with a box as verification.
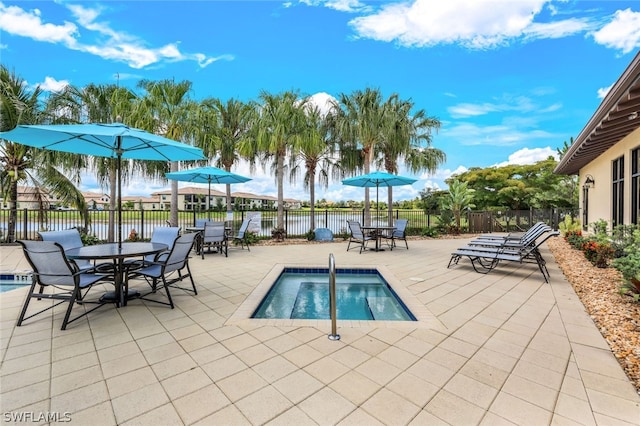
[299,0,368,13]
[0,2,230,69]
[491,146,557,167]
[523,17,592,41]
[347,0,591,49]
[307,92,338,115]
[40,76,69,92]
[0,3,78,44]
[597,83,614,99]
[592,8,640,54]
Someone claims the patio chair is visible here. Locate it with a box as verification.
[346,220,374,254]
[232,217,253,251]
[127,232,197,309]
[473,221,548,242]
[124,226,180,269]
[447,231,560,283]
[39,229,96,272]
[201,221,228,259]
[195,218,214,228]
[385,219,409,250]
[17,240,115,330]
[468,224,552,250]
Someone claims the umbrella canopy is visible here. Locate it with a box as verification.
[165,166,251,219]
[0,123,205,247]
[342,171,417,226]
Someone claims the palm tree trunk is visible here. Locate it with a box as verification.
[170,161,178,226]
[7,179,17,242]
[309,173,316,230]
[277,153,284,229]
[108,167,116,242]
[387,187,394,226]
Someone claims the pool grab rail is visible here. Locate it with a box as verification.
[328,253,340,341]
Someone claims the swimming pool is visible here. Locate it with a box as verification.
[0,272,31,293]
[252,267,416,321]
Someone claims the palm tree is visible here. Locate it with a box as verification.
[290,103,338,230]
[442,179,476,233]
[0,66,88,242]
[332,87,388,225]
[198,97,253,213]
[45,83,139,241]
[376,94,445,224]
[245,90,306,231]
[134,79,202,226]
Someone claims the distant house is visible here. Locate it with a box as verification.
[151,186,227,211]
[121,195,162,211]
[231,192,277,210]
[0,186,62,210]
[82,192,110,210]
[554,52,640,230]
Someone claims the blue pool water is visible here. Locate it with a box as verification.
[252,268,415,321]
[0,273,31,293]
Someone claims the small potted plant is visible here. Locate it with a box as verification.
[271,227,286,242]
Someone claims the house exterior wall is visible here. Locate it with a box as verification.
[580,127,640,230]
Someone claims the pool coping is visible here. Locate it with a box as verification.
[227,263,447,331]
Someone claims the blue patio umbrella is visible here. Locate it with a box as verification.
[0,123,205,247]
[342,171,417,225]
[165,166,251,219]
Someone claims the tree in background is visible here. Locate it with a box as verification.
[290,103,339,231]
[441,179,475,233]
[245,90,306,231]
[134,79,201,227]
[451,157,577,210]
[377,94,445,224]
[46,82,139,241]
[0,66,88,241]
[198,97,253,214]
[331,87,388,226]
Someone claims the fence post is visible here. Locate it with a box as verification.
[140,209,145,240]
[22,208,28,240]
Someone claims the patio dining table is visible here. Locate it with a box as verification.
[66,242,168,307]
[361,225,396,252]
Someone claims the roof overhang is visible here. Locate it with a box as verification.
[554,51,640,175]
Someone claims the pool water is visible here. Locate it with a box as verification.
[252,268,415,321]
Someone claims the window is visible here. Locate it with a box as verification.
[612,156,624,227]
[632,147,639,225]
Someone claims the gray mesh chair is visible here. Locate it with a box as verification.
[125,226,180,269]
[127,232,197,309]
[17,240,115,330]
[386,219,409,250]
[39,229,95,271]
[232,218,252,251]
[201,222,227,258]
[346,220,373,254]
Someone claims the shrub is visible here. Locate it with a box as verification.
[581,239,615,268]
[305,229,315,241]
[421,227,440,238]
[612,229,640,282]
[559,215,581,234]
[564,230,584,249]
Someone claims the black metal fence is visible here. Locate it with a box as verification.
[0,207,576,243]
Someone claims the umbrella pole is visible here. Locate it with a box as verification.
[207,179,211,220]
[117,143,123,249]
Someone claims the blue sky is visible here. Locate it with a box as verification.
[1,0,640,202]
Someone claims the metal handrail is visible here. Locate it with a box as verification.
[328,253,340,341]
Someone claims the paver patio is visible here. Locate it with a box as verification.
[1,238,639,425]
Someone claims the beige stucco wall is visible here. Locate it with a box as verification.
[580,127,640,230]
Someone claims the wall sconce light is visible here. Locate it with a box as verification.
[584,174,595,188]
